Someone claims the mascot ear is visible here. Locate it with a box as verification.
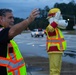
[54,11,61,20]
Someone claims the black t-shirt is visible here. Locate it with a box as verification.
[0,27,11,75]
[0,27,10,57]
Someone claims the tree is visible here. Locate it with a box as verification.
[14,0,76,30]
[53,1,76,30]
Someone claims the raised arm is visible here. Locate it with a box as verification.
[9,9,39,39]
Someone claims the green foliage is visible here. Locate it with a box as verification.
[28,17,48,30]
[54,0,76,30]
[14,0,76,30]
[14,17,24,24]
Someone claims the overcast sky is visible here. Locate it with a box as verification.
[0,0,74,19]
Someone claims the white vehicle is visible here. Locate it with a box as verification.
[73,25,76,29]
[31,29,44,37]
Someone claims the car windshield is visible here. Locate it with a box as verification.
[38,28,42,31]
[32,29,43,32]
[32,29,37,31]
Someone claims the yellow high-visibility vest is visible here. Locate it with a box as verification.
[46,28,67,52]
[8,40,27,75]
[0,40,27,75]
[0,27,27,75]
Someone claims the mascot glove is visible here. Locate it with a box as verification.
[46,25,54,32]
[48,17,58,24]
[54,11,61,20]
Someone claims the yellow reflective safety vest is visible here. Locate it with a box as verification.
[46,28,67,51]
[0,40,27,75]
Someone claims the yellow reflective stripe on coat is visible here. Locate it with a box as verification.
[46,28,67,51]
[47,38,64,50]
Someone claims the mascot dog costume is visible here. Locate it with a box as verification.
[46,8,68,75]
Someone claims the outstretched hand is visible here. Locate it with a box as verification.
[27,9,40,24]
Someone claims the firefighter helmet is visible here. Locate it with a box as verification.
[47,8,61,19]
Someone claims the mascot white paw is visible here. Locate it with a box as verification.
[47,8,68,29]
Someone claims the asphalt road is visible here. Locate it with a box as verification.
[14,32,76,64]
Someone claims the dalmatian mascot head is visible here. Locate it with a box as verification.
[47,8,68,29]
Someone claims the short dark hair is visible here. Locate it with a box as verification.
[0,8,12,16]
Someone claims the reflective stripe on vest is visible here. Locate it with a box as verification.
[0,57,9,67]
[0,43,25,75]
[0,57,24,70]
[7,43,25,75]
[47,28,65,50]
[47,38,64,50]
[8,43,17,61]
[0,28,26,75]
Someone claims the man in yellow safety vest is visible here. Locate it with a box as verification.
[0,8,39,75]
[45,8,68,75]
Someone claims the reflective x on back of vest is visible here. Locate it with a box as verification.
[47,28,65,50]
[7,42,25,75]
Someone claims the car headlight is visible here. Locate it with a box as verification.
[42,32,44,34]
[36,32,39,34]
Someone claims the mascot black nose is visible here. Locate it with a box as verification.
[65,20,68,23]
